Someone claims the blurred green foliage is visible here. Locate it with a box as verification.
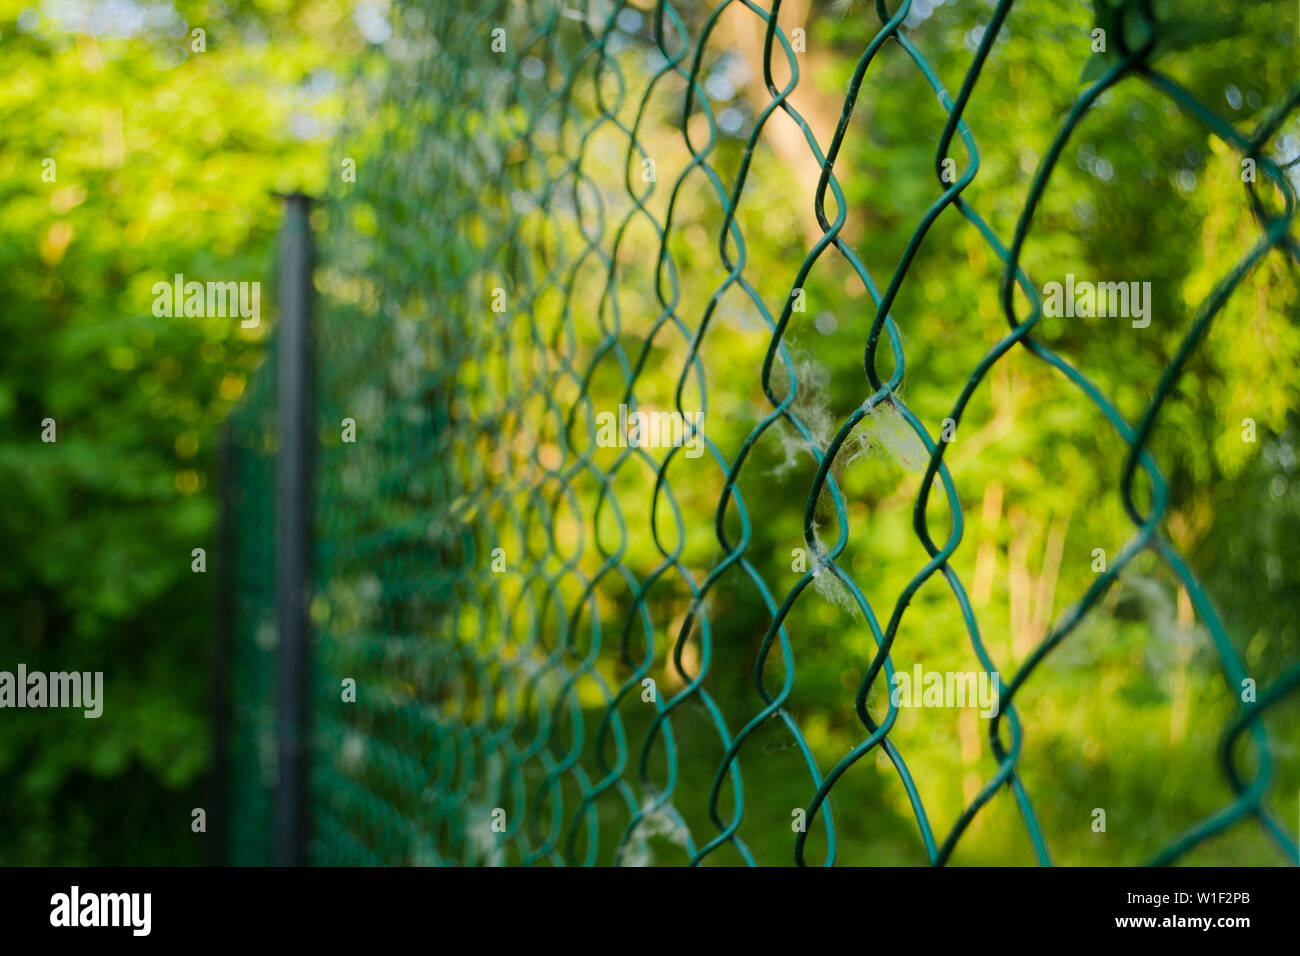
[0,0,360,863]
[4,0,1298,867]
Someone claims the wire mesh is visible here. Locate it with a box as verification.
[230,0,1300,866]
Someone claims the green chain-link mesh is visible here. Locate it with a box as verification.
[229,0,1300,866]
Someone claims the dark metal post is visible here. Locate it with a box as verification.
[209,423,235,866]
[275,193,314,866]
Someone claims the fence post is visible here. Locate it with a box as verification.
[209,423,235,866]
[275,193,314,866]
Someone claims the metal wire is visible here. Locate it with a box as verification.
[229,0,1300,866]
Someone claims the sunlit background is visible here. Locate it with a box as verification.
[2,0,1298,865]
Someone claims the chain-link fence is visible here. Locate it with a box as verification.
[226,0,1300,866]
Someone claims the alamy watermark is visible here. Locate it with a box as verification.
[0,664,102,718]
[50,886,150,936]
[152,273,260,328]
[1042,274,1151,328]
[595,403,704,458]
[890,664,1000,717]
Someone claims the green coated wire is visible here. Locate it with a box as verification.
[227,0,1300,867]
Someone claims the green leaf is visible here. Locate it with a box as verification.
[1080,51,1117,85]
[1154,14,1244,54]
